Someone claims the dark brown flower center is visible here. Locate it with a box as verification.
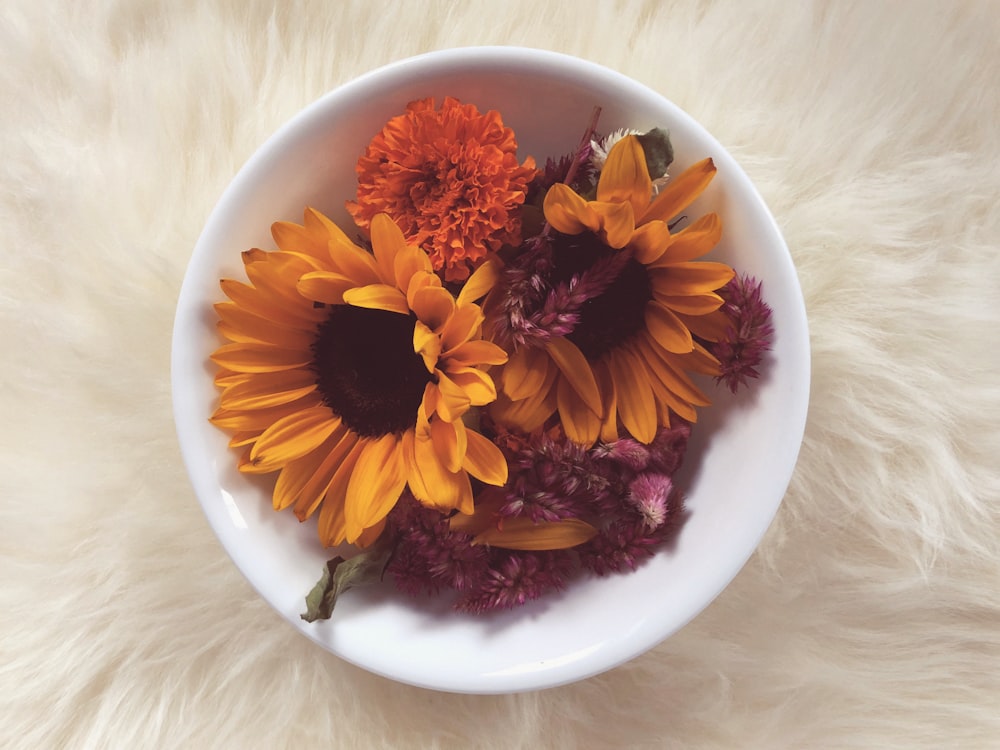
[312,306,432,437]
[550,231,652,361]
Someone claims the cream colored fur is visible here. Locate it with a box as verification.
[2,1,999,747]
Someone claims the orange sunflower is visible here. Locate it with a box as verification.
[211,209,509,547]
[489,135,735,446]
[346,96,537,282]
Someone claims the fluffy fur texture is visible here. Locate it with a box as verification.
[2,1,999,747]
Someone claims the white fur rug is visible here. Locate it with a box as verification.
[3,1,999,747]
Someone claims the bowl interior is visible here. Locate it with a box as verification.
[171,47,809,693]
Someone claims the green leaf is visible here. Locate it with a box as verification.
[300,545,391,622]
[637,128,674,180]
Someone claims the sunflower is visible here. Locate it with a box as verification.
[489,136,735,446]
[345,96,537,282]
[210,209,509,547]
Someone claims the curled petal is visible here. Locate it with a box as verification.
[597,134,652,219]
[543,183,601,234]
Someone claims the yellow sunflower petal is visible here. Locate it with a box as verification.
[355,518,387,548]
[644,365,700,423]
[456,255,500,306]
[303,206,357,252]
[543,182,601,235]
[217,370,317,411]
[432,370,472,422]
[653,290,725,315]
[544,337,602,416]
[592,359,620,443]
[368,213,406,285]
[407,430,474,514]
[405,271,441,310]
[413,320,442,373]
[271,220,326,260]
[220,279,319,329]
[557,374,602,446]
[430,416,467,473]
[441,303,485,352]
[462,429,508,486]
[342,283,409,314]
[214,302,315,349]
[591,200,635,249]
[210,343,313,373]
[606,348,657,443]
[500,345,551,401]
[410,285,455,331]
[314,439,367,544]
[488,384,557,434]
[210,397,320,431]
[445,367,498,406]
[677,340,723,376]
[639,157,717,225]
[443,339,508,368]
[639,334,712,407]
[654,212,722,264]
[675,308,731,342]
[343,433,407,543]
[393,241,434,291]
[296,271,356,305]
[628,220,671,264]
[273,427,355,512]
[473,517,598,550]
[326,238,381,286]
[645,301,695,354]
[596,134,652,219]
[248,405,341,473]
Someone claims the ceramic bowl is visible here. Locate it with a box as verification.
[171,46,809,694]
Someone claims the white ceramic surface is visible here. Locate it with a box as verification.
[171,47,810,694]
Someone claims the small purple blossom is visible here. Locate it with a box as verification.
[627,474,673,531]
[710,274,774,393]
[454,551,573,614]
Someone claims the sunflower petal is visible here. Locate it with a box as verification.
[457,255,500,306]
[393,242,434,291]
[303,207,357,251]
[645,301,694,353]
[296,271,356,305]
[432,370,472,422]
[500,345,550,401]
[314,439,366,544]
[639,158,717,225]
[473,517,598,550]
[606,348,657,443]
[218,370,317,411]
[273,427,354,512]
[653,290,725,315]
[326,239,381,286]
[210,343,312,373]
[430,416,467,473]
[410,285,455,331]
[640,337,712,407]
[368,213,406,285]
[462,429,508,486]
[590,201,635,249]
[290,430,361,520]
[543,183,601,234]
[675,309,731,342]
[220,278,319,329]
[628,220,671,264]
[344,433,407,543]
[597,134,652,219]
[342,283,409,314]
[444,339,508,367]
[592,359,620,443]
[413,320,441,373]
[271,220,327,260]
[248,405,341,473]
[446,367,498,406]
[654,212,722,264]
[440,303,484,352]
[544,337,602,416]
[557,375,602,446]
[407,430,473,514]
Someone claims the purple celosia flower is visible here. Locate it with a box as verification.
[627,473,673,531]
[454,551,574,614]
[710,274,774,393]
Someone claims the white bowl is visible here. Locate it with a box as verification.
[171,47,809,693]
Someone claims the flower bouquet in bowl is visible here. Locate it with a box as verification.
[208,95,774,620]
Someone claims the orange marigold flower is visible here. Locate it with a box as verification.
[346,96,537,282]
